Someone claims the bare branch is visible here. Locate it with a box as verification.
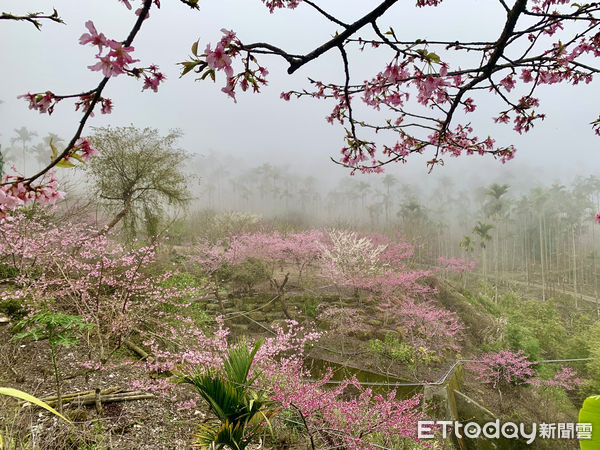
[303,0,349,28]
[0,9,64,30]
[286,0,399,74]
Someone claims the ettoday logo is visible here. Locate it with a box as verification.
[418,420,592,444]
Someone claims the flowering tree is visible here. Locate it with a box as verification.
[469,349,583,398]
[138,318,427,449]
[319,230,389,298]
[0,212,196,365]
[182,0,600,173]
[270,367,427,449]
[3,0,600,210]
[320,230,432,299]
[227,231,324,318]
[319,230,463,355]
[190,238,236,313]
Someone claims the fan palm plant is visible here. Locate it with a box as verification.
[179,339,275,449]
[473,221,494,280]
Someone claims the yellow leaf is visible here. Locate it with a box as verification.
[0,387,71,423]
[70,153,87,164]
[49,138,58,160]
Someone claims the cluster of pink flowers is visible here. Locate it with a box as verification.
[191,230,323,284]
[0,213,202,368]
[73,137,99,161]
[269,364,428,449]
[142,65,166,92]
[81,21,139,78]
[17,91,58,115]
[190,28,269,103]
[0,171,64,216]
[436,256,476,273]
[80,19,165,92]
[74,94,113,116]
[260,0,303,13]
[470,350,537,389]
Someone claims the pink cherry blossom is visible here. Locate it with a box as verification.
[79,20,108,52]
[74,137,99,161]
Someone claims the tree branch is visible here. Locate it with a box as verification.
[303,0,349,28]
[286,0,399,74]
[0,10,64,30]
[22,0,154,187]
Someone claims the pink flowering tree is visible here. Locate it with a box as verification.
[180,0,600,174]
[436,256,476,275]
[436,255,477,288]
[191,230,323,314]
[134,317,428,449]
[226,231,325,318]
[469,349,583,400]
[284,230,324,284]
[0,212,199,366]
[393,297,464,355]
[189,238,234,313]
[270,366,428,449]
[319,230,463,356]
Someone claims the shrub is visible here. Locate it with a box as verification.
[368,334,437,367]
[229,258,270,294]
[0,297,25,319]
[0,263,19,280]
[505,321,541,361]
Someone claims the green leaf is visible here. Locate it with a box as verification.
[191,40,199,57]
[179,61,198,78]
[52,335,78,348]
[55,158,76,168]
[428,52,441,64]
[0,387,71,423]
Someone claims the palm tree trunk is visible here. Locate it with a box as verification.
[572,226,578,309]
[539,215,546,301]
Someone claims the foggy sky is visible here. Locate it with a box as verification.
[1,0,599,191]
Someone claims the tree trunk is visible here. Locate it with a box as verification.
[572,226,578,310]
[100,196,133,235]
[272,273,291,320]
[539,216,546,301]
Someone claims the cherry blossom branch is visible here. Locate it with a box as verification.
[21,0,153,187]
[0,10,64,30]
[439,0,527,136]
[276,0,400,74]
[338,45,357,139]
